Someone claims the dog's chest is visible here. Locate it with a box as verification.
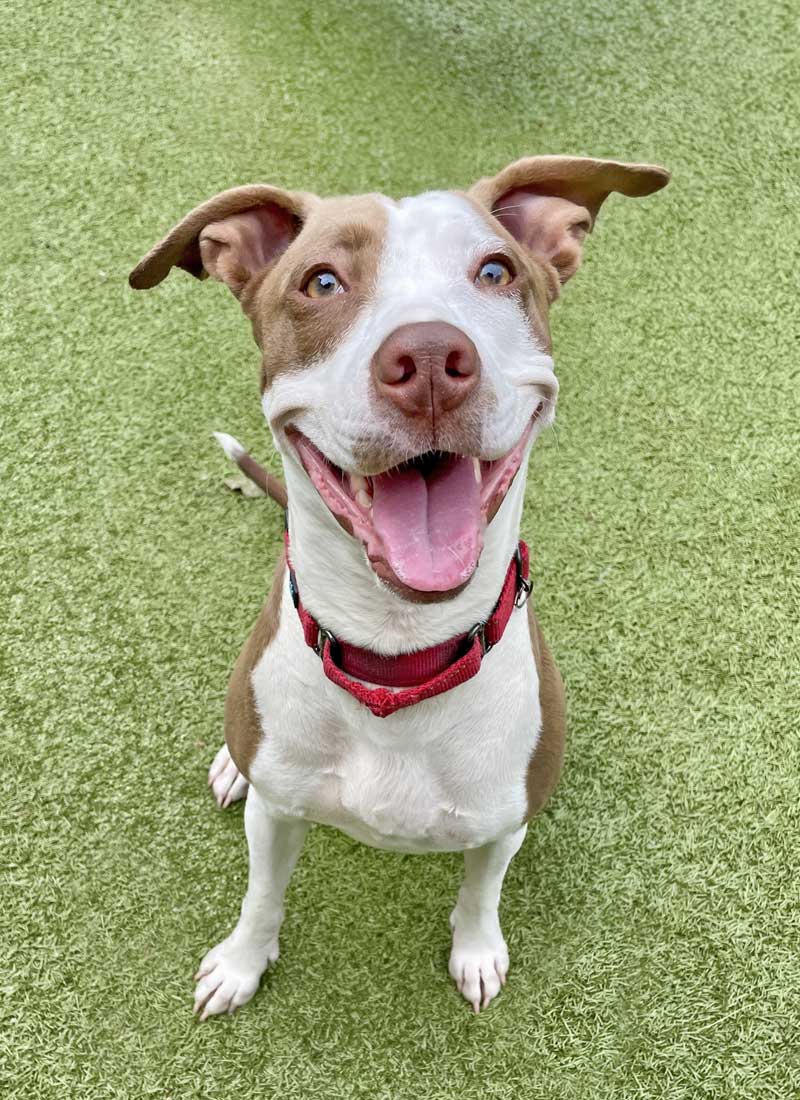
[248,593,539,853]
[281,737,480,852]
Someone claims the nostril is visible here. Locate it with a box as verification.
[445,350,465,378]
[396,354,416,384]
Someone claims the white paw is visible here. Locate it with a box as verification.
[208,743,249,808]
[448,908,509,1013]
[193,934,278,1020]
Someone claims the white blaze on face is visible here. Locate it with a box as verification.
[373,192,557,439]
[265,191,558,474]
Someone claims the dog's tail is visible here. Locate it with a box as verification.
[213,432,288,510]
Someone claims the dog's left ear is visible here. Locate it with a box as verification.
[469,156,670,289]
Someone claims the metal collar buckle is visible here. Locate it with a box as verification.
[514,547,532,609]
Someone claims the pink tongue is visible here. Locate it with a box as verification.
[371,456,483,592]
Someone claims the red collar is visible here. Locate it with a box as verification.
[285,534,531,718]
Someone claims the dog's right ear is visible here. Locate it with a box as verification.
[128,185,318,298]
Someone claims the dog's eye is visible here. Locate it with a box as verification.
[475,258,514,287]
[304,270,343,298]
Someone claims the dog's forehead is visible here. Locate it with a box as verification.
[382,191,502,260]
[301,190,502,267]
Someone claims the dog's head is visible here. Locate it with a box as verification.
[131,156,668,599]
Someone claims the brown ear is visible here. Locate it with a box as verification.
[129,185,318,297]
[469,156,670,286]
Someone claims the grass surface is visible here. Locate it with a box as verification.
[3,1,799,1096]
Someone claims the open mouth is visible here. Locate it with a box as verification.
[288,404,542,595]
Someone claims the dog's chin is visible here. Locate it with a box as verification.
[286,406,541,601]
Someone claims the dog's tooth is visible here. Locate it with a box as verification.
[472,457,482,483]
[356,489,372,510]
[350,474,367,495]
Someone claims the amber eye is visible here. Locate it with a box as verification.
[304,269,343,298]
[475,258,514,287]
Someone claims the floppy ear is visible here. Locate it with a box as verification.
[469,156,669,287]
[129,185,318,297]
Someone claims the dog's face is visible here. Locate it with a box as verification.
[254,190,558,598]
[131,157,668,598]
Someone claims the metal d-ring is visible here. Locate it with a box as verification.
[465,620,489,656]
[315,626,338,660]
[288,566,300,609]
[514,576,532,609]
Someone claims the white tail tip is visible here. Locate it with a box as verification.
[213,431,245,461]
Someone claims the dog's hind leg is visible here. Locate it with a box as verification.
[193,788,309,1019]
[208,743,249,808]
[448,825,527,1013]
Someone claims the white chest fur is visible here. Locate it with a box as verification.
[249,581,541,854]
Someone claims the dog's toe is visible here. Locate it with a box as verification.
[448,913,509,1013]
[193,936,277,1020]
[449,946,508,1013]
[208,744,249,808]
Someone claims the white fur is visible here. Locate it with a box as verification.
[194,793,308,1019]
[198,192,555,1017]
[449,825,527,1011]
[212,430,245,461]
[208,743,248,808]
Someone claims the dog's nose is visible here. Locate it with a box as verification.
[372,322,480,419]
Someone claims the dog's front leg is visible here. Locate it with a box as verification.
[448,825,527,1013]
[193,790,309,1019]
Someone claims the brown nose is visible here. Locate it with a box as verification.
[372,322,480,420]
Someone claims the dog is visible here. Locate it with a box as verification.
[130,155,669,1017]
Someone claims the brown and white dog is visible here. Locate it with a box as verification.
[130,155,669,1017]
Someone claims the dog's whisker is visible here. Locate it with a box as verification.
[488,203,530,215]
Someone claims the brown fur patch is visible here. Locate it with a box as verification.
[524,601,566,822]
[224,554,286,780]
[244,195,389,392]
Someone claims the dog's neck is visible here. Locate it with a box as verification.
[282,457,528,655]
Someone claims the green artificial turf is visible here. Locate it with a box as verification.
[3,1,799,1096]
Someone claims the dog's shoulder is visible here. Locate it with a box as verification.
[224,551,286,780]
[524,601,566,821]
